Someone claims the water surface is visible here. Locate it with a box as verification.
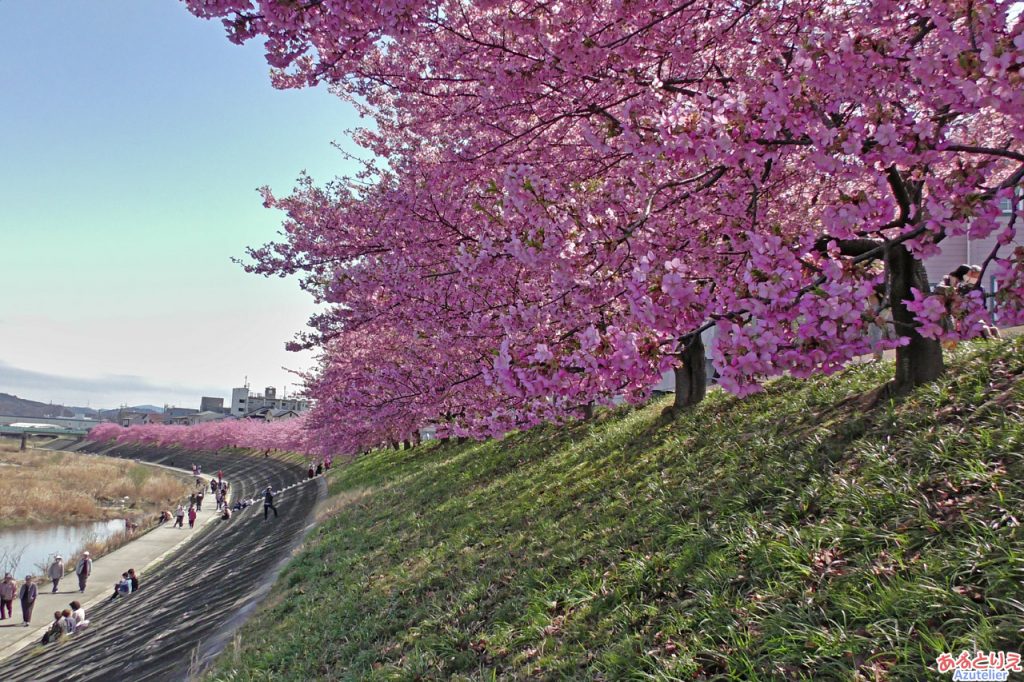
[0,519,125,580]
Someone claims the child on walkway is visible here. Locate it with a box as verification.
[188,505,197,528]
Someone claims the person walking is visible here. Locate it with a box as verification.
[174,504,185,528]
[263,485,279,520]
[0,573,16,620]
[196,489,205,511]
[75,552,92,593]
[307,463,315,479]
[48,555,65,593]
[188,505,197,529]
[19,575,37,626]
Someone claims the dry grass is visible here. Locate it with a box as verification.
[0,441,191,527]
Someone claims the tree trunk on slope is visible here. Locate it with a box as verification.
[666,334,707,416]
[887,243,944,394]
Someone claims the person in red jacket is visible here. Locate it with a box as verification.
[187,505,198,529]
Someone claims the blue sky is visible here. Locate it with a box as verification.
[0,1,361,408]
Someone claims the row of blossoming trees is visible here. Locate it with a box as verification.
[92,0,1024,458]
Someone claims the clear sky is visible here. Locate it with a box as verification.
[0,1,359,409]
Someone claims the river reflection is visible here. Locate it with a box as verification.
[0,520,125,579]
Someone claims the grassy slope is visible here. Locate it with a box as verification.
[209,339,1024,681]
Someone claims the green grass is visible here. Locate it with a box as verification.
[208,338,1024,681]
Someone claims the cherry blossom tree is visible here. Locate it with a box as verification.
[170,0,1024,451]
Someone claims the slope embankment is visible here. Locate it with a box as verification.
[204,337,1023,681]
[0,445,323,682]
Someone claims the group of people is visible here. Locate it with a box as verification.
[41,600,89,645]
[1,551,92,630]
[109,568,139,601]
[160,473,234,529]
[306,458,331,479]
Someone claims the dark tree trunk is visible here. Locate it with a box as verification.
[668,334,707,415]
[886,243,944,393]
[402,439,411,450]
[457,436,468,445]
[580,401,595,420]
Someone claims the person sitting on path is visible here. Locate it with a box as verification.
[0,573,16,620]
[69,600,89,632]
[127,568,139,593]
[159,509,172,523]
[109,573,132,601]
[221,506,232,520]
[47,555,65,593]
[174,504,185,528]
[264,485,279,519]
[188,505,197,529]
[19,575,37,627]
[75,552,92,593]
[42,611,64,644]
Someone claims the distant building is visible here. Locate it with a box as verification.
[118,410,153,427]
[230,385,309,417]
[199,396,225,413]
[164,406,199,419]
[924,197,1024,300]
[242,407,300,421]
[169,410,231,426]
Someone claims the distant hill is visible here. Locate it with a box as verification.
[0,392,76,418]
[0,393,166,420]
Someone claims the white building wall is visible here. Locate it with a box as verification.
[231,387,250,416]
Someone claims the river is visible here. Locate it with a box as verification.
[0,519,125,579]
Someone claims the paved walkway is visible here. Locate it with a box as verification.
[0,467,217,661]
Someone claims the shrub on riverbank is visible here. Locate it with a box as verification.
[0,445,191,527]
[209,337,1024,681]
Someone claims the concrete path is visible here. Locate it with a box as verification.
[0,468,217,660]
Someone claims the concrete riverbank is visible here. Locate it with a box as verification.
[0,444,323,682]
